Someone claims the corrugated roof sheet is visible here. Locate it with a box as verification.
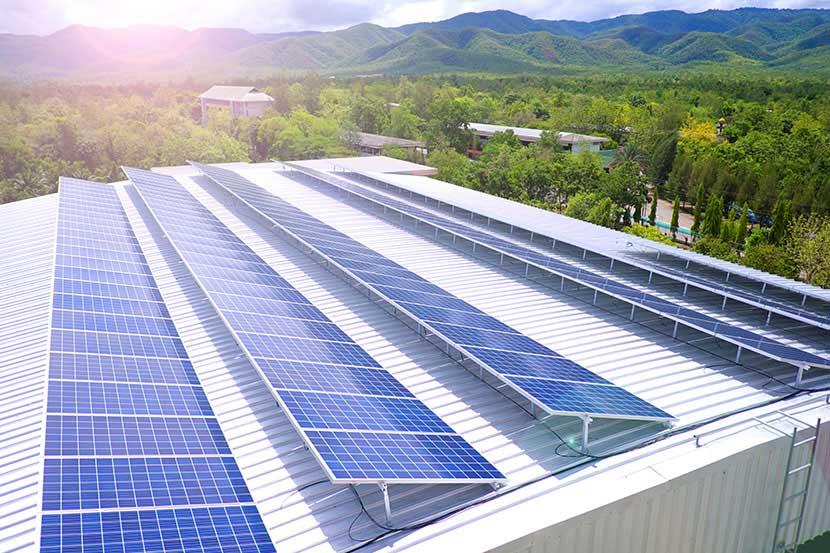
[468,123,608,144]
[0,194,56,553]
[200,85,275,103]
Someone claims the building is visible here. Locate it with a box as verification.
[1,155,829,553]
[468,122,609,154]
[353,131,427,158]
[199,85,275,123]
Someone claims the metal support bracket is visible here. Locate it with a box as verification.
[379,483,392,525]
[581,415,592,451]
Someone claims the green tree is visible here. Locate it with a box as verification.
[691,183,705,237]
[425,98,473,153]
[769,197,792,245]
[701,195,724,239]
[670,195,681,239]
[735,203,749,249]
[648,188,658,227]
[786,214,830,287]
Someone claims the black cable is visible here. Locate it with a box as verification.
[279,479,329,510]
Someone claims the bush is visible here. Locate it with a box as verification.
[692,236,739,262]
[624,224,675,245]
[742,243,796,277]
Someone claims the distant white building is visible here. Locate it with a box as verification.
[468,122,608,154]
[199,85,274,123]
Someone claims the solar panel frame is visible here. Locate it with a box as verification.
[296,167,830,370]
[125,166,505,485]
[192,163,674,424]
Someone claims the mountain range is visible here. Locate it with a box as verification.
[2,8,830,77]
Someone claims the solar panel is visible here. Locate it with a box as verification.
[191,162,672,424]
[124,167,504,485]
[624,256,830,329]
[42,178,274,553]
[40,506,273,553]
[294,168,830,370]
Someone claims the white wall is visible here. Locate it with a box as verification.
[490,422,830,553]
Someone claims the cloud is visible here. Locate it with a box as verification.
[1,0,828,35]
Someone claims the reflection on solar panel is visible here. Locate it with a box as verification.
[293,168,830,370]
[192,162,672,424]
[42,178,274,553]
[124,167,503,484]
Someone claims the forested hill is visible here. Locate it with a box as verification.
[2,8,830,77]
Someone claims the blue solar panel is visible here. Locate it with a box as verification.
[194,163,671,423]
[49,353,199,385]
[125,166,504,484]
[47,380,214,416]
[256,358,415,397]
[280,390,454,433]
[40,506,274,553]
[323,170,830,369]
[42,456,251,510]
[305,430,505,481]
[45,415,231,456]
[42,178,273,553]
[509,378,671,419]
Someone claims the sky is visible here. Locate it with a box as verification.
[1,0,829,35]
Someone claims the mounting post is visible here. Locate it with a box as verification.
[735,346,742,364]
[672,321,679,338]
[766,310,772,326]
[721,296,728,310]
[380,483,392,525]
[801,294,807,306]
[582,249,587,260]
[796,365,808,385]
[648,271,653,284]
[761,282,767,294]
[581,416,592,451]
[629,304,636,321]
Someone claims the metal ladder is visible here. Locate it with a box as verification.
[771,417,821,553]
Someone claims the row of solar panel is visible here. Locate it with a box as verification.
[126,166,506,483]
[315,170,829,368]
[40,506,275,553]
[198,163,670,422]
[632,256,830,328]
[44,179,274,553]
[42,456,250,511]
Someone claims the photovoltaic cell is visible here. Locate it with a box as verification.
[42,178,273,553]
[125,167,503,484]
[193,163,671,423]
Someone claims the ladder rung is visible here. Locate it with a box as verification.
[794,436,817,447]
[784,490,808,502]
[779,516,802,528]
[789,463,812,475]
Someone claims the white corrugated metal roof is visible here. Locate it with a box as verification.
[200,85,275,103]
[468,123,608,144]
[2,158,829,553]
[292,156,437,176]
[0,194,56,553]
